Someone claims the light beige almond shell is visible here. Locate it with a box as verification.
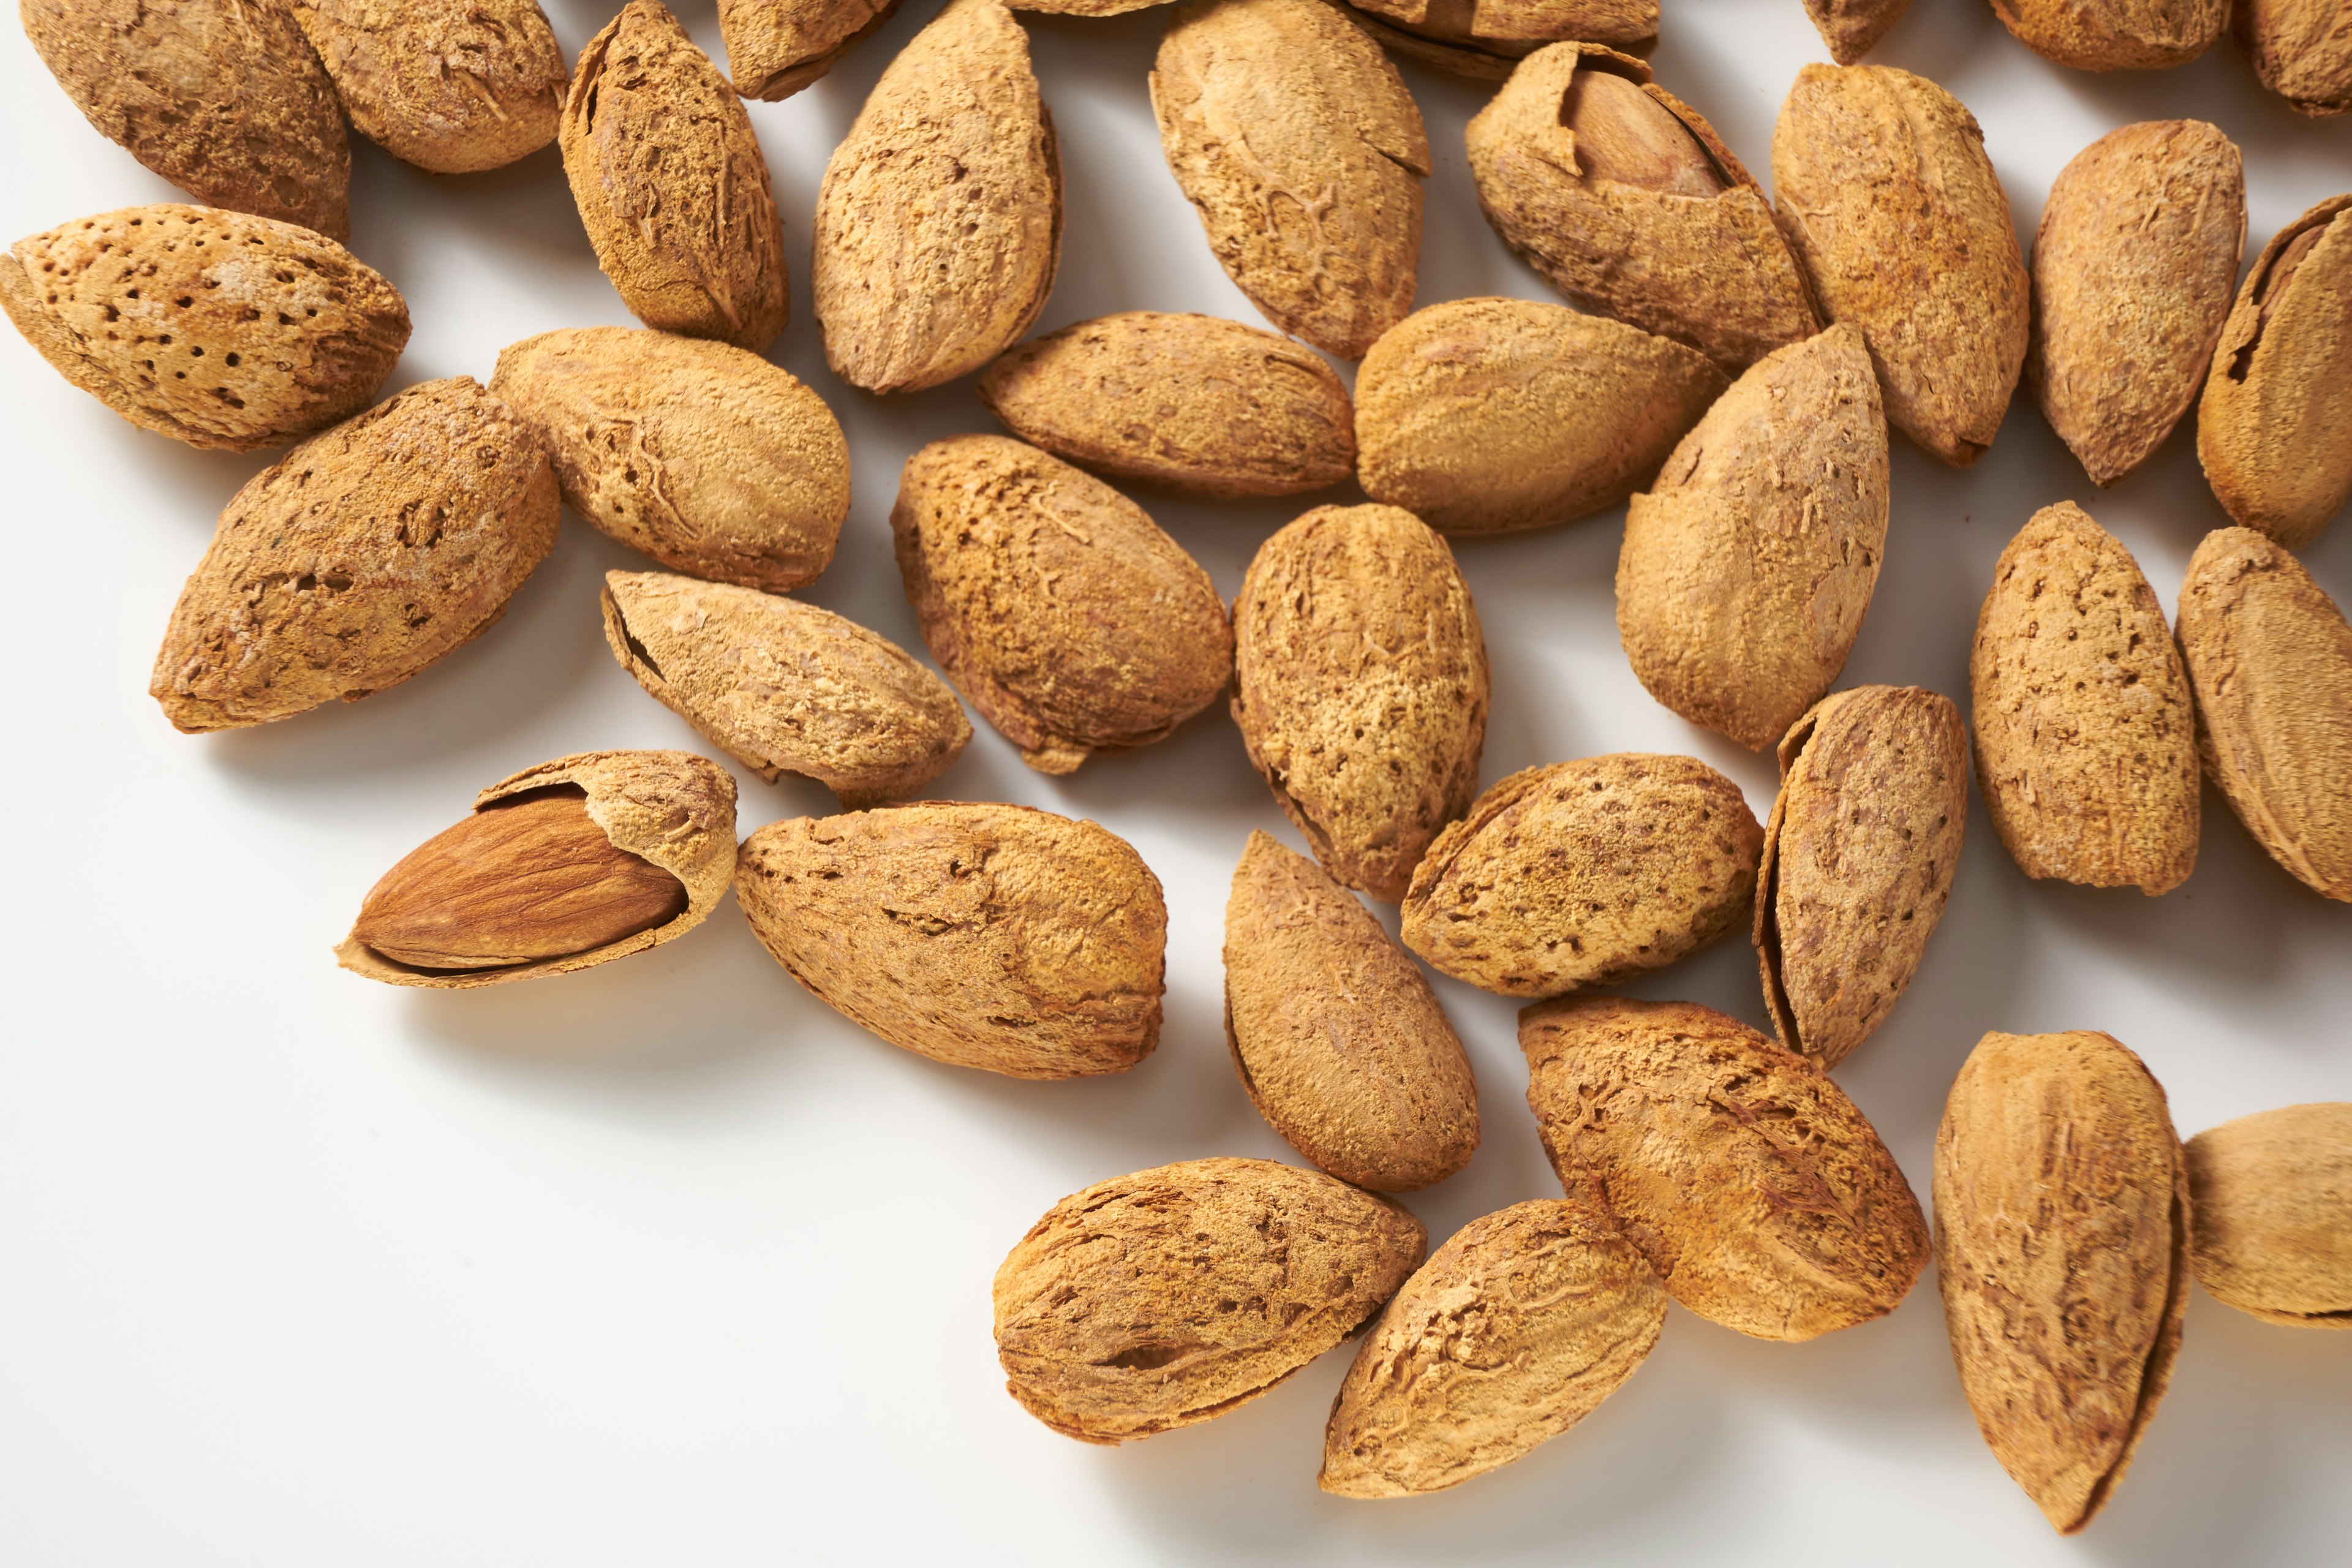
[1223,832,1479,1193]
[2236,0,2352,116]
[491,327,848,594]
[336,750,739,989]
[1522,995,1931,1341]
[736,804,1166,1079]
[1773,64,2029,467]
[1355,296,1728,536]
[22,0,350,238]
[1319,1199,1665,1498]
[2184,1102,2352,1327]
[1988,0,2225,70]
[1151,0,1430,359]
[0,205,410,453]
[601,571,971,809]
[719,0,903,99]
[2197,197,2352,550]
[812,0,1061,393]
[2029,121,2245,488]
[1466,45,1820,374]
[1934,1030,2190,1534]
[1802,0,1913,62]
[1969,502,2200,894]
[151,377,559,732]
[2175,527,2352,901]
[1758,685,1969,1069]
[1401,755,1763,998]
[891,435,1233,775]
[1339,0,1659,78]
[560,1,789,353]
[977,312,1355,499]
[1618,323,1890,750]
[293,0,567,173]
[994,1157,1427,1443]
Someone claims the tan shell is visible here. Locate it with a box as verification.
[22,0,350,239]
[1618,323,1890,750]
[336,751,738,990]
[1319,1199,1664,1497]
[1934,1030,2189,1534]
[0,205,409,453]
[293,0,567,173]
[491,328,848,594]
[1969,502,2199,894]
[1802,0,1913,62]
[718,0,902,99]
[1401,755,1763,998]
[1338,0,1658,78]
[1522,995,1931,1341]
[977,312,1355,499]
[993,1158,1426,1443]
[151,377,559,733]
[1466,45,1820,374]
[812,0,1061,394]
[2029,121,2245,488]
[736,804,1166,1079]
[560,1,789,353]
[1773,64,2029,467]
[600,571,971,809]
[1223,832,1479,1193]
[1231,504,1488,901]
[2236,0,2352,116]
[1758,685,1969,1069]
[891,435,1232,775]
[2175,527,2352,901]
[1011,0,1169,12]
[2197,197,2352,550]
[2184,1103,2352,1328]
[1355,297,1728,537]
[1989,0,2225,70]
[1152,0,1430,359]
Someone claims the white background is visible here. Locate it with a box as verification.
[2,1,2348,1562]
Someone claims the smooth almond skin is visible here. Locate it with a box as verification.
[1618,323,1890,750]
[293,0,568,173]
[1758,687,1969,1069]
[1522,996,1931,1341]
[892,435,1232,775]
[23,0,350,238]
[1339,0,1659,80]
[2175,527,2352,901]
[2030,121,2245,488]
[1355,297,1728,537]
[1466,45,1820,375]
[1934,1030,2189,1534]
[601,571,971,808]
[720,0,903,99]
[561,1,790,353]
[1224,832,1479,1193]
[2236,0,2352,116]
[1401,755,1763,999]
[1152,0,1430,359]
[2184,1103,2352,1328]
[492,328,849,593]
[994,1158,1427,1443]
[1320,1199,1664,1498]
[813,0,1061,394]
[1231,505,1488,902]
[337,751,739,990]
[978,312,1355,499]
[2198,197,2352,550]
[152,378,559,733]
[0,205,410,453]
[1989,0,2225,70]
[1773,64,2029,467]
[1970,502,2200,894]
[737,804,1166,1079]
[1803,0,1913,62]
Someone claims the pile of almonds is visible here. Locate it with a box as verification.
[7,0,2350,1538]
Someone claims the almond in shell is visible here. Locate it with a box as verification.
[1801,0,1913,62]
[2235,0,2352,116]
[1338,0,1659,81]
[719,0,903,99]
[2184,1102,2352,1329]
[1989,0,2225,70]
[293,0,568,173]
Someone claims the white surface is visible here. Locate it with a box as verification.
[1,2,2348,1563]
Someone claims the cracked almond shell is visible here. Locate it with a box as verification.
[1988,0,2225,70]
[1934,1030,2189,1533]
[994,1157,1426,1443]
[293,0,568,173]
[601,571,970,809]
[2236,0,2352,116]
[737,804,1166,1079]
[1338,0,1658,80]
[720,0,903,99]
[1521,995,1931,1341]
[337,750,739,989]
[2184,1102,2352,1329]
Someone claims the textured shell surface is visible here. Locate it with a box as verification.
[718,0,902,100]
[1801,0,1913,62]
[1989,0,2226,70]
[293,0,568,173]
[2184,1102,2352,1328]
[2236,0,2352,116]
[1340,0,1659,77]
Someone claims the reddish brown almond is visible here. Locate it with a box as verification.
[2236,0,2352,116]
[720,0,903,99]
[293,0,568,173]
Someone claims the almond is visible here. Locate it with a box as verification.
[2184,1102,2352,1329]
[719,0,903,99]
[293,0,568,173]
[2236,0,2352,116]
[1989,0,2225,70]
[1801,0,1912,62]
[1338,0,1659,80]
